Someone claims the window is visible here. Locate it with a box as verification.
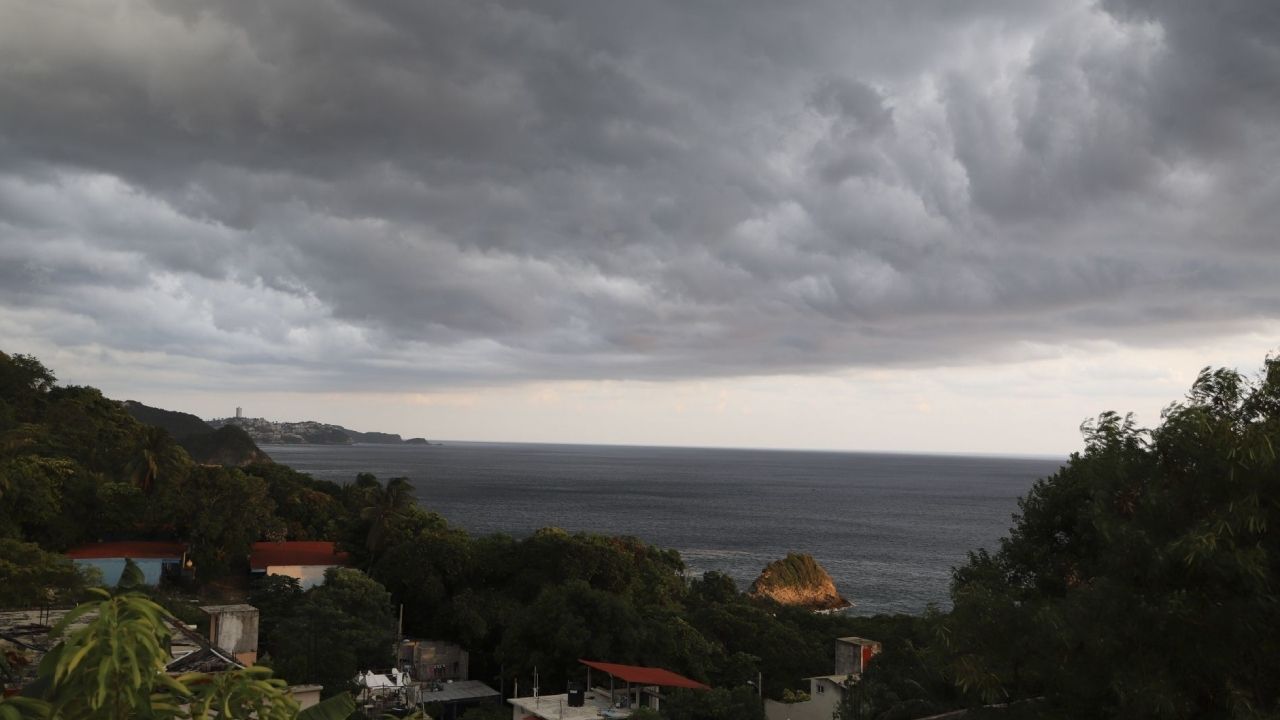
[816,684,825,694]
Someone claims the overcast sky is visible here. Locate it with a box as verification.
[2,0,1278,455]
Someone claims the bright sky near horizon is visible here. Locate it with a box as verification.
[2,1,1278,455]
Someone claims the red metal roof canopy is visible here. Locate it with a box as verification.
[250,541,349,570]
[579,660,710,690]
[65,541,187,560]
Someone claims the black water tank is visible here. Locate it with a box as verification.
[567,682,585,707]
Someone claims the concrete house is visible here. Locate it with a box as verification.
[764,637,882,720]
[400,638,470,682]
[509,660,710,720]
[202,604,260,666]
[249,541,349,589]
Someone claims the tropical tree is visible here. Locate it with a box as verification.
[127,426,187,495]
[660,686,765,720]
[358,477,415,561]
[176,467,276,582]
[269,568,396,696]
[946,359,1280,718]
[0,352,56,422]
[0,539,97,607]
[0,456,81,548]
[242,463,346,541]
[247,575,304,661]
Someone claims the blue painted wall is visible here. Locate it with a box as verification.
[73,558,167,586]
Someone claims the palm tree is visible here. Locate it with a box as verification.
[128,426,185,494]
[360,477,415,560]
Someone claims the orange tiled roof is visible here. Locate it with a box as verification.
[249,541,349,570]
[579,660,710,690]
[65,541,187,560]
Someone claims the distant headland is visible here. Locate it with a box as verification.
[208,413,431,446]
[122,401,432,468]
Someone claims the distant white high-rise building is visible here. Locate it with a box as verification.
[236,406,243,419]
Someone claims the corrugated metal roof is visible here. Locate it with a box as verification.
[249,541,349,570]
[65,541,187,559]
[417,680,500,703]
[579,660,710,690]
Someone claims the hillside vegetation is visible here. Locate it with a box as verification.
[121,400,214,438]
[123,400,272,466]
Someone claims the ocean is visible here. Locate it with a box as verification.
[263,442,1064,616]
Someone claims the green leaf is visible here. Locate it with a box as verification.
[297,692,355,720]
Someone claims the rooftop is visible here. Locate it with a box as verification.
[837,636,881,648]
[64,541,187,560]
[200,604,258,614]
[580,660,710,690]
[417,680,500,704]
[166,645,244,673]
[807,674,857,684]
[510,690,627,720]
[249,541,349,570]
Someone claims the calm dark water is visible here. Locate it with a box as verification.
[263,442,1063,615]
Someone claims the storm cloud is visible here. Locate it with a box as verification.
[1,0,1277,392]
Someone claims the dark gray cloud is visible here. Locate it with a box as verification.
[0,0,1277,391]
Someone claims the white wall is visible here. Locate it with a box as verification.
[764,678,843,720]
[266,564,336,589]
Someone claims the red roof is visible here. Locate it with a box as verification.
[250,541,349,570]
[579,660,710,690]
[65,541,187,560]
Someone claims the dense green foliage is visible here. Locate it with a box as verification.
[0,351,355,585]
[120,400,213,439]
[177,425,271,467]
[0,540,97,607]
[0,352,262,561]
[261,569,396,697]
[661,687,766,720]
[943,360,1280,718]
[359,519,889,699]
[121,400,270,467]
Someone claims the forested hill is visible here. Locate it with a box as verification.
[121,400,212,438]
[123,400,271,466]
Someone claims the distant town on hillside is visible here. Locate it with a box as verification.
[210,411,430,446]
